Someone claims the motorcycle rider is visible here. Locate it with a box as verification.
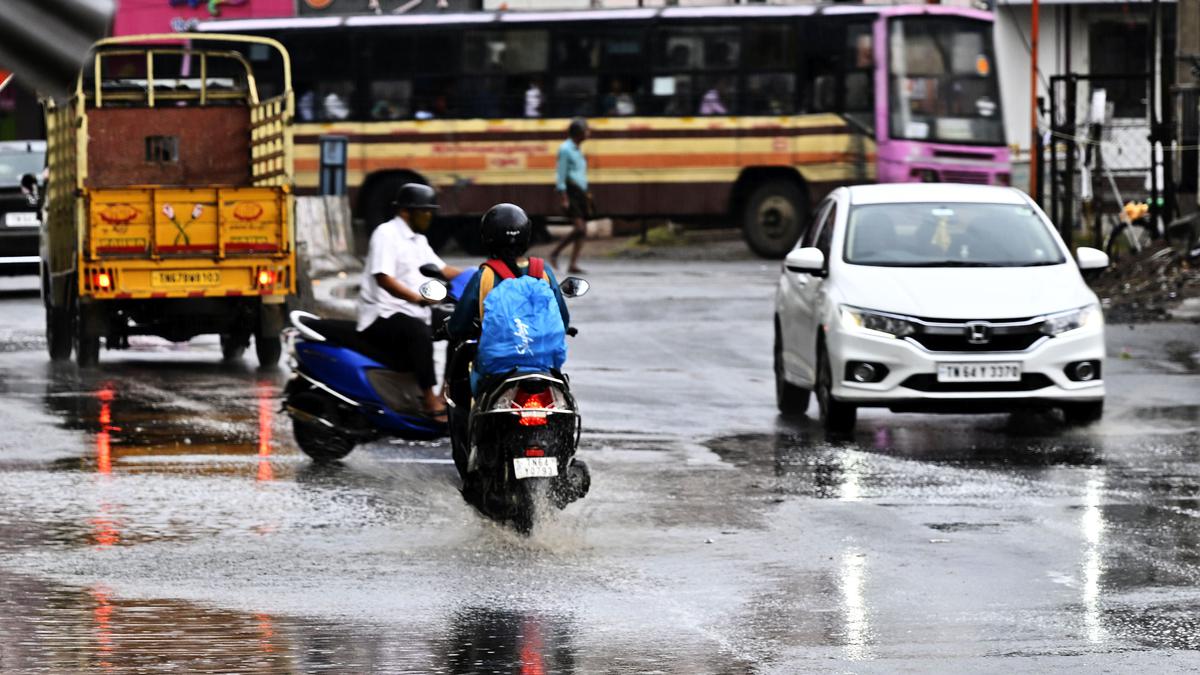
[447,203,570,355]
[357,183,463,419]
[445,203,572,479]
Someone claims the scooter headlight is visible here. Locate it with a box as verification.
[840,306,918,339]
[1040,304,1102,336]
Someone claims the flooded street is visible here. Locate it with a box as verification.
[1,264,1200,672]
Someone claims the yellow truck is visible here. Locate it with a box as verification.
[41,34,295,367]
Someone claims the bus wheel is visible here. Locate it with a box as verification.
[74,302,102,368]
[742,179,807,259]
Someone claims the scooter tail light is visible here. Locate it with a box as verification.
[514,388,553,426]
[524,447,546,457]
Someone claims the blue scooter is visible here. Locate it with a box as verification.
[283,270,471,462]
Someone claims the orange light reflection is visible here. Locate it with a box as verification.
[256,382,274,482]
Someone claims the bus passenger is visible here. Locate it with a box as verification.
[525,79,543,118]
[550,118,591,274]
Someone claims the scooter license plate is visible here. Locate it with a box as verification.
[513,457,558,479]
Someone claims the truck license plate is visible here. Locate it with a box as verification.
[512,457,558,480]
[151,270,221,288]
[5,211,38,227]
[936,362,1022,383]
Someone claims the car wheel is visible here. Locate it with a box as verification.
[817,342,856,434]
[1062,400,1104,425]
[741,179,808,259]
[775,324,810,416]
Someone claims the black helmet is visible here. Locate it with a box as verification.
[393,183,439,210]
[480,203,531,258]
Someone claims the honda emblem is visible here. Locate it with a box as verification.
[965,322,992,345]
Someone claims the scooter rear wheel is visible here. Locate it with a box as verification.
[293,418,355,463]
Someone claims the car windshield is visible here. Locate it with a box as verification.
[843,202,1066,267]
[0,149,44,185]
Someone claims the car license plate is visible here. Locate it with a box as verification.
[513,457,558,480]
[151,270,222,288]
[937,362,1021,382]
[5,211,37,227]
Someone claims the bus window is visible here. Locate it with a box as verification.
[655,26,739,71]
[744,73,795,116]
[651,25,739,115]
[844,23,875,132]
[287,33,357,121]
[552,29,647,117]
[743,24,796,70]
[463,30,548,73]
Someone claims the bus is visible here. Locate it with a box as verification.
[199,4,1009,258]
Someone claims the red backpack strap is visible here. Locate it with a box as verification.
[484,259,517,280]
[526,257,545,280]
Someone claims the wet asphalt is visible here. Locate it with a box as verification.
[0,262,1199,673]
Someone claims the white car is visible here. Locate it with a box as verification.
[774,184,1108,433]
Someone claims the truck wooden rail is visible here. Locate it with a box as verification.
[42,33,295,367]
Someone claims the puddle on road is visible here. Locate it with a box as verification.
[0,569,610,673]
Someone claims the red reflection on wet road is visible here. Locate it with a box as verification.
[91,585,115,670]
[256,382,274,482]
[519,618,546,675]
[96,385,116,474]
[255,612,277,654]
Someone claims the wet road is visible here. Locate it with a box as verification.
[1,265,1200,672]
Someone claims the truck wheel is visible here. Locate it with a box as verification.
[46,307,73,361]
[220,333,247,361]
[255,334,282,367]
[74,303,102,368]
[742,179,808,259]
[255,304,284,368]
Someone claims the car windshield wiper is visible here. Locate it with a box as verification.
[1016,260,1064,267]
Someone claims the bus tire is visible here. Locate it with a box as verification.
[741,179,808,259]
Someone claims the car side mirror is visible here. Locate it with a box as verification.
[419,280,448,302]
[559,277,589,298]
[785,247,826,275]
[1075,247,1109,271]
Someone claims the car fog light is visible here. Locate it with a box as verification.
[851,363,877,383]
[1074,362,1095,381]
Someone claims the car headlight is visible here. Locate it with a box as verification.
[840,306,918,338]
[1040,304,1102,336]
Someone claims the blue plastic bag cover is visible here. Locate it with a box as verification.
[477,275,566,377]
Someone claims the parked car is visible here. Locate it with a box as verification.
[0,140,46,276]
[774,183,1108,433]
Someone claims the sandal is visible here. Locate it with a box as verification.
[422,407,449,423]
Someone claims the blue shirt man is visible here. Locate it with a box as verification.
[556,137,588,193]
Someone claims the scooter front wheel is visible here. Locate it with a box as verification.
[293,418,356,463]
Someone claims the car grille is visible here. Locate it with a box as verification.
[940,170,990,185]
[906,316,1046,353]
[901,373,1053,392]
[908,333,1045,352]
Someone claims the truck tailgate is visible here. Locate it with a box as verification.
[88,187,287,258]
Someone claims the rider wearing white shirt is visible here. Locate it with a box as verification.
[357,184,462,418]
